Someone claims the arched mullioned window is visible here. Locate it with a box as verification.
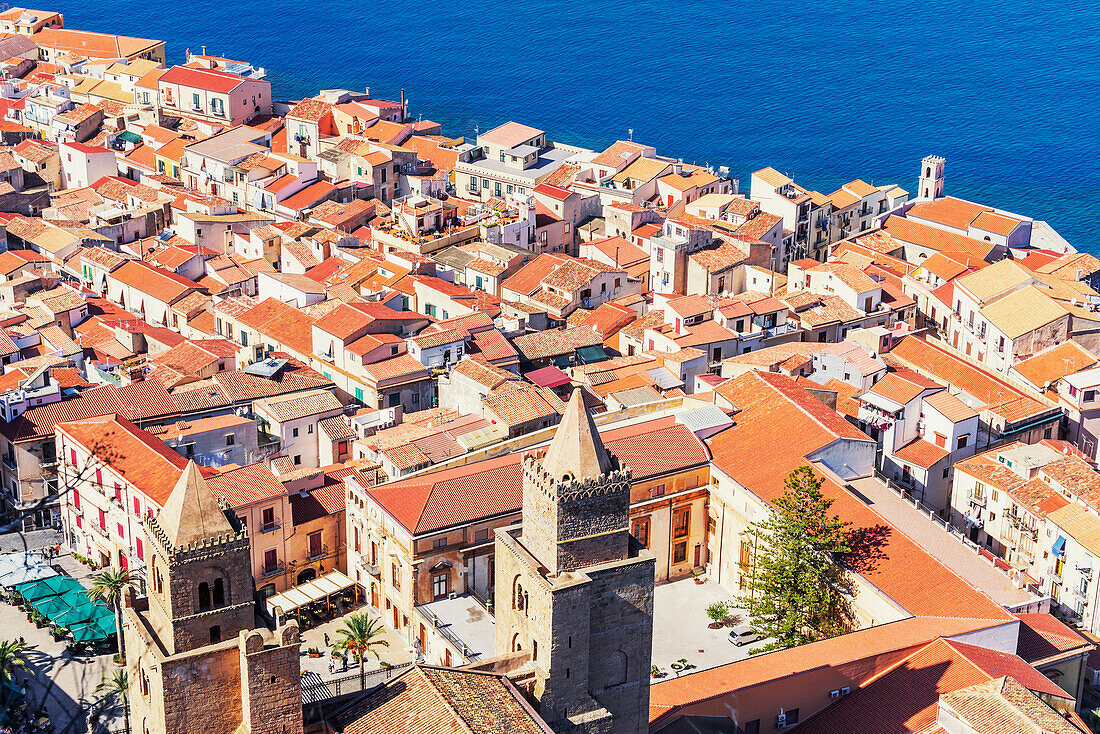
[512,575,523,610]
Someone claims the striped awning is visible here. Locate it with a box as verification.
[265,570,355,616]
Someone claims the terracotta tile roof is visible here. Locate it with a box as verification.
[709,374,1017,623]
[809,261,880,293]
[954,453,1029,493]
[314,302,372,340]
[893,437,950,468]
[864,372,939,406]
[577,302,636,339]
[159,65,250,94]
[483,384,565,426]
[256,388,342,422]
[468,328,519,364]
[783,292,864,327]
[280,180,336,212]
[410,327,464,349]
[795,638,1072,734]
[206,462,284,509]
[449,357,524,391]
[591,140,649,168]
[289,473,346,525]
[666,294,714,319]
[55,414,190,507]
[287,97,332,123]
[110,260,198,304]
[888,336,1056,426]
[979,285,1067,339]
[647,617,1001,724]
[971,210,1022,236]
[941,676,1086,734]
[1,380,178,443]
[956,261,1044,305]
[1012,341,1097,389]
[500,253,568,296]
[169,361,333,412]
[883,216,997,266]
[332,665,550,734]
[512,325,603,360]
[621,310,666,342]
[689,239,749,272]
[922,389,979,422]
[734,212,782,240]
[368,415,708,535]
[478,120,543,148]
[361,353,431,386]
[1037,252,1100,280]
[1015,613,1092,665]
[907,197,994,231]
[318,415,355,442]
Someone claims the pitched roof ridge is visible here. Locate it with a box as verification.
[755,371,857,440]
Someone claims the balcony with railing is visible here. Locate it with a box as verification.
[262,562,284,578]
[967,491,987,507]
[357,556,380,576]
[857,404,896,430]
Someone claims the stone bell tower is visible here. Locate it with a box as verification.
[919,155,945,200]
[123,462,304,734]
[494,391,655,734]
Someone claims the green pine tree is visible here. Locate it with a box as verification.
[738,466,855,652]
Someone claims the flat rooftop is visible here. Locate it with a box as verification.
[416,593,495,661]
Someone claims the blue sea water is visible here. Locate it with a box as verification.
[54,0,1100,249]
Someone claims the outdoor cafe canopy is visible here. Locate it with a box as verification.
[0,553,57,587]
[265,570,355,620]
[69,616,116,643]
[14,574,114,636]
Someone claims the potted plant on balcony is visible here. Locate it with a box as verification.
[307,647,322,658]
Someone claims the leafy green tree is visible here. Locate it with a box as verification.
[705,601,730,625]
[87,567,137,660]
[738,466,854,651]
[332,613,390,688]
[0,639,27,681]
[96,669,129,734]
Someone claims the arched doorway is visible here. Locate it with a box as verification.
[296,568,317,586]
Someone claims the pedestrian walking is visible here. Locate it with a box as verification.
[324,632,330,647]
[328,658,335,675]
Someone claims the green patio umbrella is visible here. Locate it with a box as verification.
[69,623,100,643]
[52,602,98,628]
[31,595,69,619]
[15,574,70,601]
[70,615,114,642]
[93,615,116,638]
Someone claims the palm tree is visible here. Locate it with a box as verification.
[332,613,389,688]
[87,568,137,661]
[95,669,129,734]
[0,639,27,681]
